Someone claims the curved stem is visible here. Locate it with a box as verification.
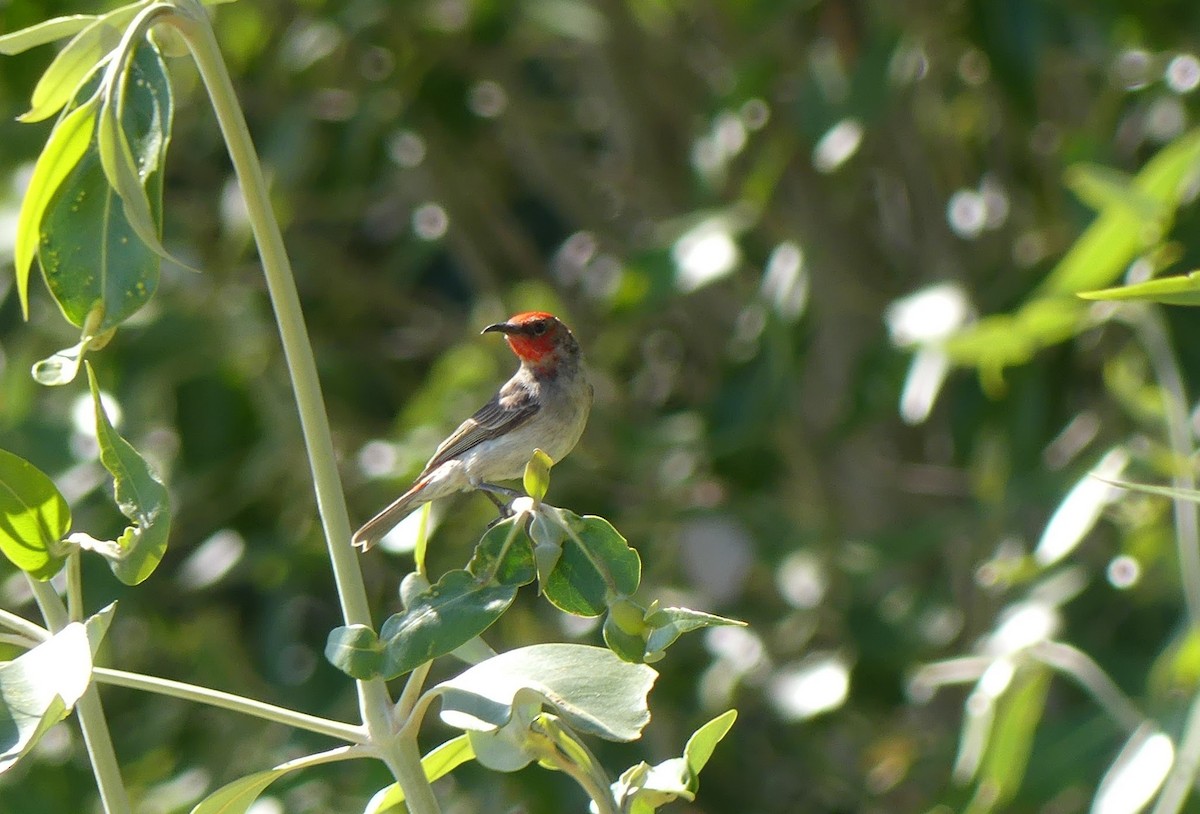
[529,716,617,814]
[0,608,49,641]
[395,662,432,726]
[93,667,367,743]
[166,4,437,811]
[1029,641,1144,733]
[26,576,131,814]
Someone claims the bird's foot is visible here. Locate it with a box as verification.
[479,482,520,520]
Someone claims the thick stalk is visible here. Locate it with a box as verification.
[166,5,438,811]
[93,667,367,743]
[27,577,131,814]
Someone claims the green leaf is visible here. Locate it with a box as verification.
[523,448,553,503]
[0,448,69,580]
[0,15,98,56]
[1038,128,1200,296]
[1064,163,1164,224]
[352,520,537,679]
[683,709,737,774]
[466,518,536,586]
[324,625,383,681]
[465,707,541,772]
[14,98,97,321]
[95,35,179,268]
[88,363,170,584]
[378,572,518,679]
[31,335,92,387]
[610,710,737,812]
[603,611,648,663]
[189,747,361,814]
[39,42,173,332]
[972,667,1050,809]
[1097,477,1200,504]
[433,643,657,742]
[190,769,287,814]
[543,512,641,617]
[0,623,92,774]
[20,16,120,123]
[364,736,475,814]
[943,298,1086,370]
[644,607,745,661]
[84,603,117,654]
[1079,270,1200,306]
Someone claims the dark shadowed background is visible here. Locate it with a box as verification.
[4,1,1200,811]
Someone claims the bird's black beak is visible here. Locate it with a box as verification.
[482,321,517,335]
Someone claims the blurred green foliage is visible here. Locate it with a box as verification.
[5,0,1200,811]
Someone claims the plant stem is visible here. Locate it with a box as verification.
[93,667,368,743]
[0,608,49,641]
[66,551,83,622]
[395,662,432,725]
[1029,641,1144,733]
[1132,306,1200,624]
[529,717,618,814]
[26,576,131,814]
[167,4,437,810]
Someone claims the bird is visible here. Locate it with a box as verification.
[352,311,593,551]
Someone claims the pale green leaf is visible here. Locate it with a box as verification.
[523,449,553,503]
[434,643,657,742]
[20,17,118,123]
[0,623,91,774]
[0,15,98,56]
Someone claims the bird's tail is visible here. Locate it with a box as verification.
[351,480,429,551]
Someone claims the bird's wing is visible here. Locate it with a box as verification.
[420,378,540,474]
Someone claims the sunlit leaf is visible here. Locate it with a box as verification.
[643,607,745,661]
[523,448,553,504]
[0,15,98,56]
[1039,128,1200,296]
[363,736,475,813]
[610,710,737,812]
[88,363,170,584]
[190,748,359,814]
[1079,270,1200,306]
[19,17,117,123]
[1064,163,1164,224]
[0,623,91,774]
[0,448,69,580]
[434,643,657,742]
[13,98,97,321]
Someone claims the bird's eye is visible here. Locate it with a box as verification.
[530,321,548,336]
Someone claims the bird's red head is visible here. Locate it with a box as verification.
[482,311,575,367]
